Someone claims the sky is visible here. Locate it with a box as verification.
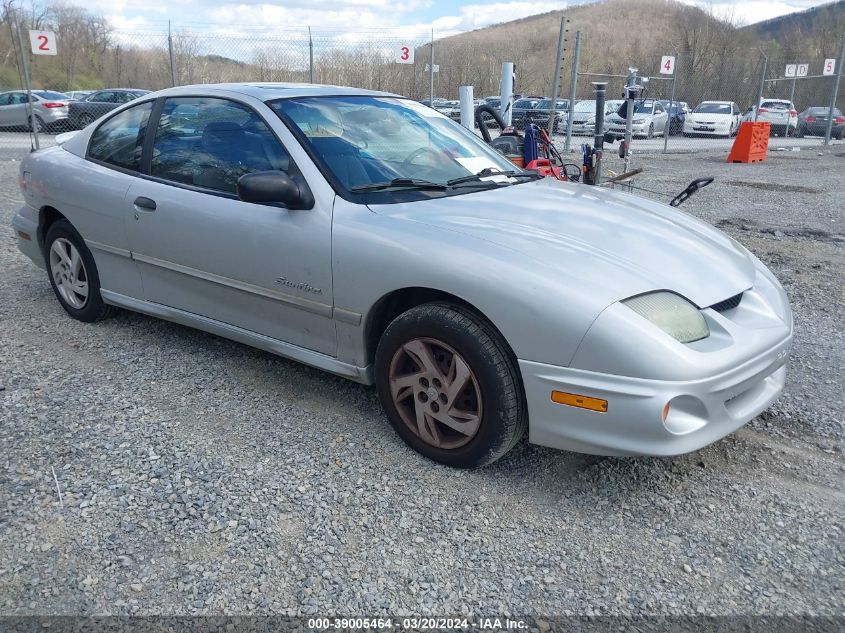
[85,0,834,38]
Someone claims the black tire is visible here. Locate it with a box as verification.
[375,303,527,468]
[44,219,114,323]
[647,123,654,139]
[794,126,804,138]
[30,116,44,133]
[79,113,95,128]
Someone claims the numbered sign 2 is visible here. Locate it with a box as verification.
[796,63,809,77]
[29,30,57,56]
[823,59,836,76]
[659,55,675,75]
[395,45,414,65]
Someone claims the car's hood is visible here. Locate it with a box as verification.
[369,178,755,309]
[687,112,733,122]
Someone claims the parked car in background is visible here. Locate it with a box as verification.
[420,98,446,109]
[66,90,95,101]
[659,100,686,135]
[434,100,461,120]
[0,90,71,132]
[511,97,546,129]
[795,106,845,139]
[566,99,622,136]
[68,89,150,129]
[605,99,669,139]
[744,99,798,136]
[684,101,742,138]
[12,83,792,467]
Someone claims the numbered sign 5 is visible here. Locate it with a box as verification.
[784,64,797,78]
[29,30,57,55]
[823,59,836,76]
[796,63,809,77]
[395,45,414,65]
[659,55,675,75]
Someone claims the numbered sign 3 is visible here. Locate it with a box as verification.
[395,45,414,65]
[785,64,797,78]
[659,56,675,75]
[796,63,809,78]
[823,59,836,76]
[29,30,57,55]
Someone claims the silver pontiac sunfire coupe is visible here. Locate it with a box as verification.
[12,83,793,468]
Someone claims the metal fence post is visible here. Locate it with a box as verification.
[429,29,434,102]
[546,16,566,138]
[754,51,767,121]
[13,12,39,150]
[663,51,677,154]
[308,26,314,83]
[167,20,176,87]
[564,30,581,152]
[824,32,845,145]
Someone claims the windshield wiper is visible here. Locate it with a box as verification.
[446,168,543,186]
[350,178,449,193]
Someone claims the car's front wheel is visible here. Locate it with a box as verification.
[375,303,526,468]
[44,220,114,322]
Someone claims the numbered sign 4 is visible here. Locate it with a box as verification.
[660,56,675,75]
[29,30,57,55]
[823,59,836,76]
[797,63,809,78]
[395,45,414,65]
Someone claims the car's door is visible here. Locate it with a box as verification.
[654,102,668,133]
[5,92,31,127]
[125,95,336,356]
[0,93,12,126]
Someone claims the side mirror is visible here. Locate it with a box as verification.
[236,171,314,210]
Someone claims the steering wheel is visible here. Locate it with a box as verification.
[403,147,443,167]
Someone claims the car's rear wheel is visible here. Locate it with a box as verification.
[44,220,114,322]
[375,303,526,468]
[78,113,95,128]
[647,123,654,139]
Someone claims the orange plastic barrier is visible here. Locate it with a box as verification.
[727,121,771,163]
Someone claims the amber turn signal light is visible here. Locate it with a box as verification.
[551,391,608,413]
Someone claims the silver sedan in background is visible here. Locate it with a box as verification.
[0,90,71,131]
[12,83,792,468]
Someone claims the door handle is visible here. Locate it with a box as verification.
[133,196,156,211]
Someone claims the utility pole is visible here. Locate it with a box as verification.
[13,11,39,149]
[546,16,567,138]
[308,26,314,83]
[429,29,434,102]
[168,20,176,87]
[824,32,845,145]
[754,50,768,121]
[564,30,581,151]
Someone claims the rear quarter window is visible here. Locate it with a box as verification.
[87,101,154,172]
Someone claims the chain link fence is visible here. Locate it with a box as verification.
[567,43,845,155]
[1,12,843,159]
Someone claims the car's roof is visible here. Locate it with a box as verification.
[699,100,733,104]
[156,83,399,101]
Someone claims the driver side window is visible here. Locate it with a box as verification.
[150,97,292,195]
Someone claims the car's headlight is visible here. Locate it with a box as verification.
[622,292,710,343]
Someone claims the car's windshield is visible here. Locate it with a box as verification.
[633,101,655,114]
[694,102,732,114]
[807,107,842,116]
[34,91,68,100]
[269,96,521,197]
[535,99,567,110]
[574,101,596,113]
[761,101,789,110]
[514,99,539,109]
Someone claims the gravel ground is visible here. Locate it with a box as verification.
[0,146,843,620]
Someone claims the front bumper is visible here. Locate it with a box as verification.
[521,336,789,456]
